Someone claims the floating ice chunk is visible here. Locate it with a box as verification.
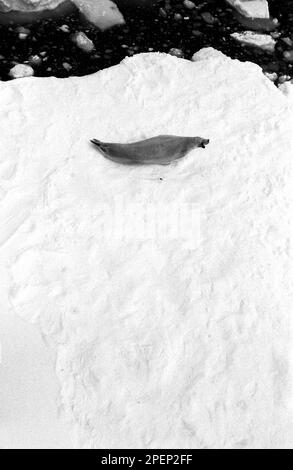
[59,24,70,33]
[183,0,195,9]
[278,75,292,84]
[0,0,63,12]
[201,12,217,24]
[15,25,30,39]
[73,0,125,30]
[62,61,72,71]
[16,26,30,34]
[283,50,293,63]
[72,31,95,53]
[28,54,42,66]
[231,31,276,52]
[9,63,34,78]
[264,71,277,81]
[0,0,125,31]
[264,71,277,82]
[225,0,269,18]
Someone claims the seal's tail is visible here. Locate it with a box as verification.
[90,139,102,147]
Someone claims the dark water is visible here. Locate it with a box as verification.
[0,0,292,83]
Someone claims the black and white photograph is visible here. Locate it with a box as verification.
[0,0,292,454]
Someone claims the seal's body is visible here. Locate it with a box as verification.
[90,134,209,165]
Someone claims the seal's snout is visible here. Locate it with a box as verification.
[199,138,210,148]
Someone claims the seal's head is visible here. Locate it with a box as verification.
[194,137,210,149]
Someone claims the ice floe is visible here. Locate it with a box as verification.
[1,48,293,449]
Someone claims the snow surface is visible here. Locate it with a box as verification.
[1,48,293,449]
[226,0,269,18]
[0,306,73,448]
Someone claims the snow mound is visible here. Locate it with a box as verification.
[191,47,228,62]
[1,50,293,449]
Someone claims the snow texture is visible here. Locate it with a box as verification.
[226,0,269,18]
[0,306,73,448]
[1,49,293,449]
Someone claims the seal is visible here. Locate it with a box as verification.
[90,134,209,165]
